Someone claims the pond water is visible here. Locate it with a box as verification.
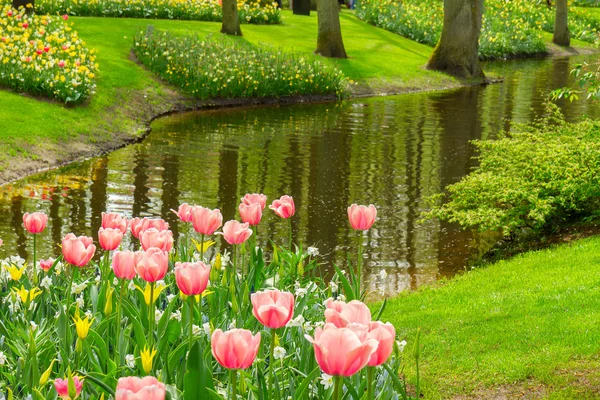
[1,55,599,298]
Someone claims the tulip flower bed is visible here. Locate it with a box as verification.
[0,196,416,399]
[132,30,348,99]
[356,0,600,59]
[0,6,98,103]
[36,0,282,25]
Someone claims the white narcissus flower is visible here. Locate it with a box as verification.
[0,351,7,365]
[203,322,211,336]
[307,247,319,257]
[171,310,182,321]
[319,373,333,389]
[41,276,52,290]
[286,314,305,328]
[75,296,85,309]
[397,340,407,352]
[125,354,135,368]
[192,325,201,336]
[273,346,286,360]
[155,309,164,322]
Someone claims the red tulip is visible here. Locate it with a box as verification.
[23,212,48,234]
[211,329,261,370]
[54,376,83,399]
[251,289,295,329]
[62,14,69,20]
[305,323,378,376]
[112,251,138,280]
[174,261,211,296]
[58,60,65,67]
[115,376,166,400]
[347,204,377,231]
[39,258,54,272]
[171,203,193,223]
[62,233,96,267]
[269,195,295,219]
[367,321,396,366]
[101,212,128,234]
[98,227,124,251]
[135,248,169,282]
[221,220,252,245]
[241,193,267,210]
[238,202,262,226]
[140,228,173,252]
[22,22,28,28]
[324,299,372,328]
[190,206,222,235]
[130,218,169,238]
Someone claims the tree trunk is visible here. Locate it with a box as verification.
[315,0,347,58]
[12,0,34,12]
[553,0,570,47]
[221,0,242,36]
[426,0,484,80]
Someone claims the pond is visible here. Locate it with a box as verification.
[1,54,599,298]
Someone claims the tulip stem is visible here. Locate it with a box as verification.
[333,376,343,400]
[230,369,238,399]
[64,266,75,361]
[356,231,363,298]
[188,295,195,355]
[269,328,276,396]
[200,234,205,261]
[148,282,155,347]
[115,279,125,364]
[288,218,293,251]
[367,366,375,400]
[32,234,37,286]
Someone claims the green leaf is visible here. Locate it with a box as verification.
[333,263,355,301]
[183,341,215,399]
[294,367,320,399]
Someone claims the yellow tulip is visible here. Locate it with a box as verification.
[104,287,114,315]
[193,238,215,254]
[39,359,56,386]
[13,286,42,303]
[4,264,25,281]
[72,314,94,340]
[140,345,157,374]
[135,283,166,306]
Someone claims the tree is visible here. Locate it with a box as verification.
[221,0,242,36]
[315,0,347,58]
[426,0,485,80]
[553,0,570,47]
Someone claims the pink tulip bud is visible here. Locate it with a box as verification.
[140,228,173,252]
[98,227,124,251]
[135,248,169,282]
[171,203,193,223]
[130,218,169,239]
[101,212,128,234]
[174,261,211,296]
[367,321,396,366]
[305,323,378,376]
[241,193,267,210]
[62,233,96,267]
[39,258,54,272]
[115,376,166,400]
[347,204,377,231]
[54,376,83,399]
[211,329,261,370]
[269,195,295,219]
[190,206,222,236]
[238,202,262,226]
[221,220,252,245]
[112,251,138,280]
[324,299,372,328]
[23,212,48,234]
[251,289,295,329]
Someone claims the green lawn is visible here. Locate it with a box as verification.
[383,235,600,399]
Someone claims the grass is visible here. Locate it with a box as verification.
[382,235,600,399]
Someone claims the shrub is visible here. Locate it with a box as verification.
[424,105,600,237]
[132,29,348,99]
[0,6,98,103]
[37,0,282,25]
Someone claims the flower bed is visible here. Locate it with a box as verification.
[0,198,416,399]
[0,6,98,103]
[132,30,348,99]
[356,0,600,60]
[37,0,282,25]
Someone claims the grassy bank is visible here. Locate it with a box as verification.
[383,235,600,399]
[0,11,455,184]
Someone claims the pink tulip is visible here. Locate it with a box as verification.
[102,212,128,234]
[98,227,124,251]
[62,233,96,267]
[135,248,169,282]
[324,299,372,328]
[174,261,211,296]
[39,258,54,272]
[130,218,169,239]
[269,195,295,219]
[367,321,396,366]
[305,323,378,376]
[0,238,3,247]
[238,202,262,226]
[211,329,261,370]
[115,376,166,400]
[347,204,377,231]
[140,228,173,252]
[112,251,138,280]
[54,376,83,399]
[241,193,267,210]
[251,289,295,329]
[221,220,252,245]
[190,206,222,235]
[23,212,48,234]
[171,203,193,223]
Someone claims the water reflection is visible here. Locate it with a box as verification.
[1,55,599,299]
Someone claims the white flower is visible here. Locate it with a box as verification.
[167,294,176,303]
[75,296,85,309]
[329,280,338,292]
[30,321,38,331]
[228,319,236,330]
[336,294,346,302]
[95,275,101,284]
[128,280,136,290]
[203,322,211,336]
[294,282,308,298]
[171,310,182,321]
[307,247,319,257]
[192,324,201,336]
[113,278,119,286]
[125,354,135,368]
[85,310,93,319]
[0,351,7,365]
[156,280,165,287]
[221,250,231,266]
[397,340,407,352]
[319,373,333,389]
[71,281,88,295]
[155,309,164,322]
[55,262,64,275]
[273,346,286,360]
[41,276,52,290]
[287,314,305,328]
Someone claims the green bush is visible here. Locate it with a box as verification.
[574,0,600,7]
[132,30,348,99]
[424,105,600,237]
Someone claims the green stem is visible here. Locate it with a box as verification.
[269,328,276,396]
[288,217,293,250]
[115,279,126,363]
[188,295,195,355]
[333,376,343,400]
[32,234,37,286]
[64,266,75,361]
[367,366,375,400]
[231,245,237,288]
[148,282,155,347]
[200,233,205,261]
[230,369,238,399]
[356,231,363,298]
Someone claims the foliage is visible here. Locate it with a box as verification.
[132,29,349,99]
[356,0,600,60]
[0,6,98,103]
[574,0,600,7]
[37,0,282,25]
[424,104,600,237]
[551,60,600,101]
